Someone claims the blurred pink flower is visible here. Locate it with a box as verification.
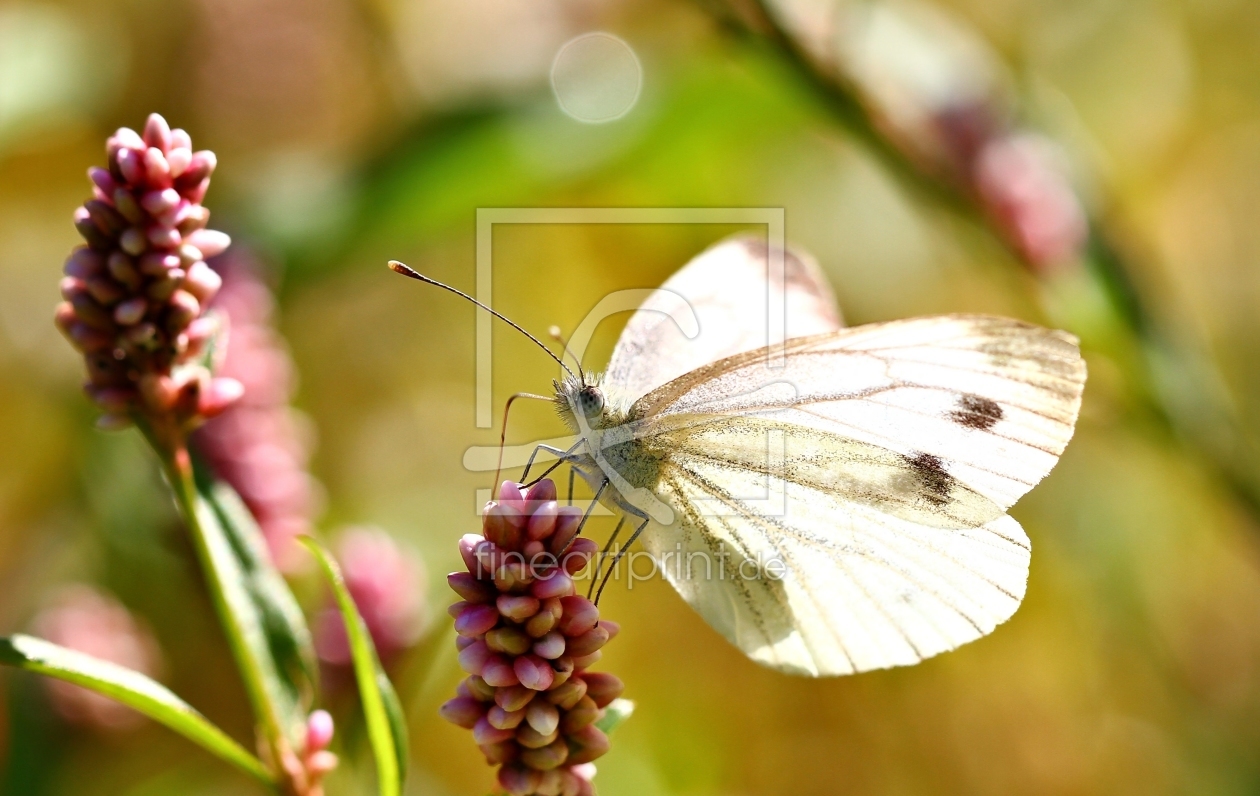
[315,527,428,666]
[440,480,620,796]
[974,133,1087,271]
[192,252,321,570]
[54,114,240,440]
[32,586,163,732]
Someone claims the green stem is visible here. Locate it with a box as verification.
[146,429,293,794]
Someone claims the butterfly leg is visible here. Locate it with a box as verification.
[520,440,582,485]
[586,515,626,599]
[594,513,651,606]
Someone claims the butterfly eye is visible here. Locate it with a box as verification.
[579,387,605,418]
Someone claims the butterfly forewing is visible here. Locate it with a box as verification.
[604,235,842,403]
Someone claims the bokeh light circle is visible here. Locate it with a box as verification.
[550,32,642,124]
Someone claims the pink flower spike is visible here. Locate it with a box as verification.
[306,709,334,751]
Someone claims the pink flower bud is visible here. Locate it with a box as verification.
[525,699,560,736]
[186,229,231,258]
[562,538,598,574]
[520,739,569,771]
[305,709,334,751]
[565,724,610,765]
[498,480,526,511]
[113,296,147,326]
[182,261,222,304]
[119,227,147,256]
[532,631,566,660]
[89,167,118,196]
[166,290,201,331]
[487,704,526,730]
[498,764,543,796]
[448,571,495,603]
[480,741,519,765]
[545,678,587,711]
[559,696,599,734]
[64,248,105,280]
[473,715,516,745]
[549,506,584,555]
[527,500,559,540]
[458,640,492,675]
[580,672,624,708]
[557,597,598,637]
[143,113,172,153]
[167,147,192,178]
[141,188,181,215]
[439,696,484,729]
[495,684,535,712]
[306,750,338,777]
[513,654,555,691]
[531,570,574,601]
[116,148,145,184]
[459,534,482,574]
[455,603,499,637]
[144,147,171,186]
[146,225,181,250]
[484,502,524,549]
[482,655,520,688]
[565,626,609,658]
[497,594,540,622]
[525,479,557,504]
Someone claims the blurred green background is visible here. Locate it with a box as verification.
[3,0,1260,794]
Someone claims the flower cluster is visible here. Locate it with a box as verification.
[192,252,321,570]
[315,527,428,667]
[33,586,163,732]
[440,480,621,796]
[54,113,240,440]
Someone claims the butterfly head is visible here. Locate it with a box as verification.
[554,373,624,433]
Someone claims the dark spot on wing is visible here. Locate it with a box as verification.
[950,394,1004,430]
[905,452,953,506]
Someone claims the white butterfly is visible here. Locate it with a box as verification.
[547,236,1085,677]
[395,236,1087,677]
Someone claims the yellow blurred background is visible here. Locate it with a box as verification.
[2,0,1260,794]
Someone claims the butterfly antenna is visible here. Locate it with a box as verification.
[548,325,586,384]
[388,261,576,380]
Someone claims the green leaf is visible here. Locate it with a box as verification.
[194,461,319,743]
[595,698,635,735]
[0,634,273,786]
[300,536,408,796]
